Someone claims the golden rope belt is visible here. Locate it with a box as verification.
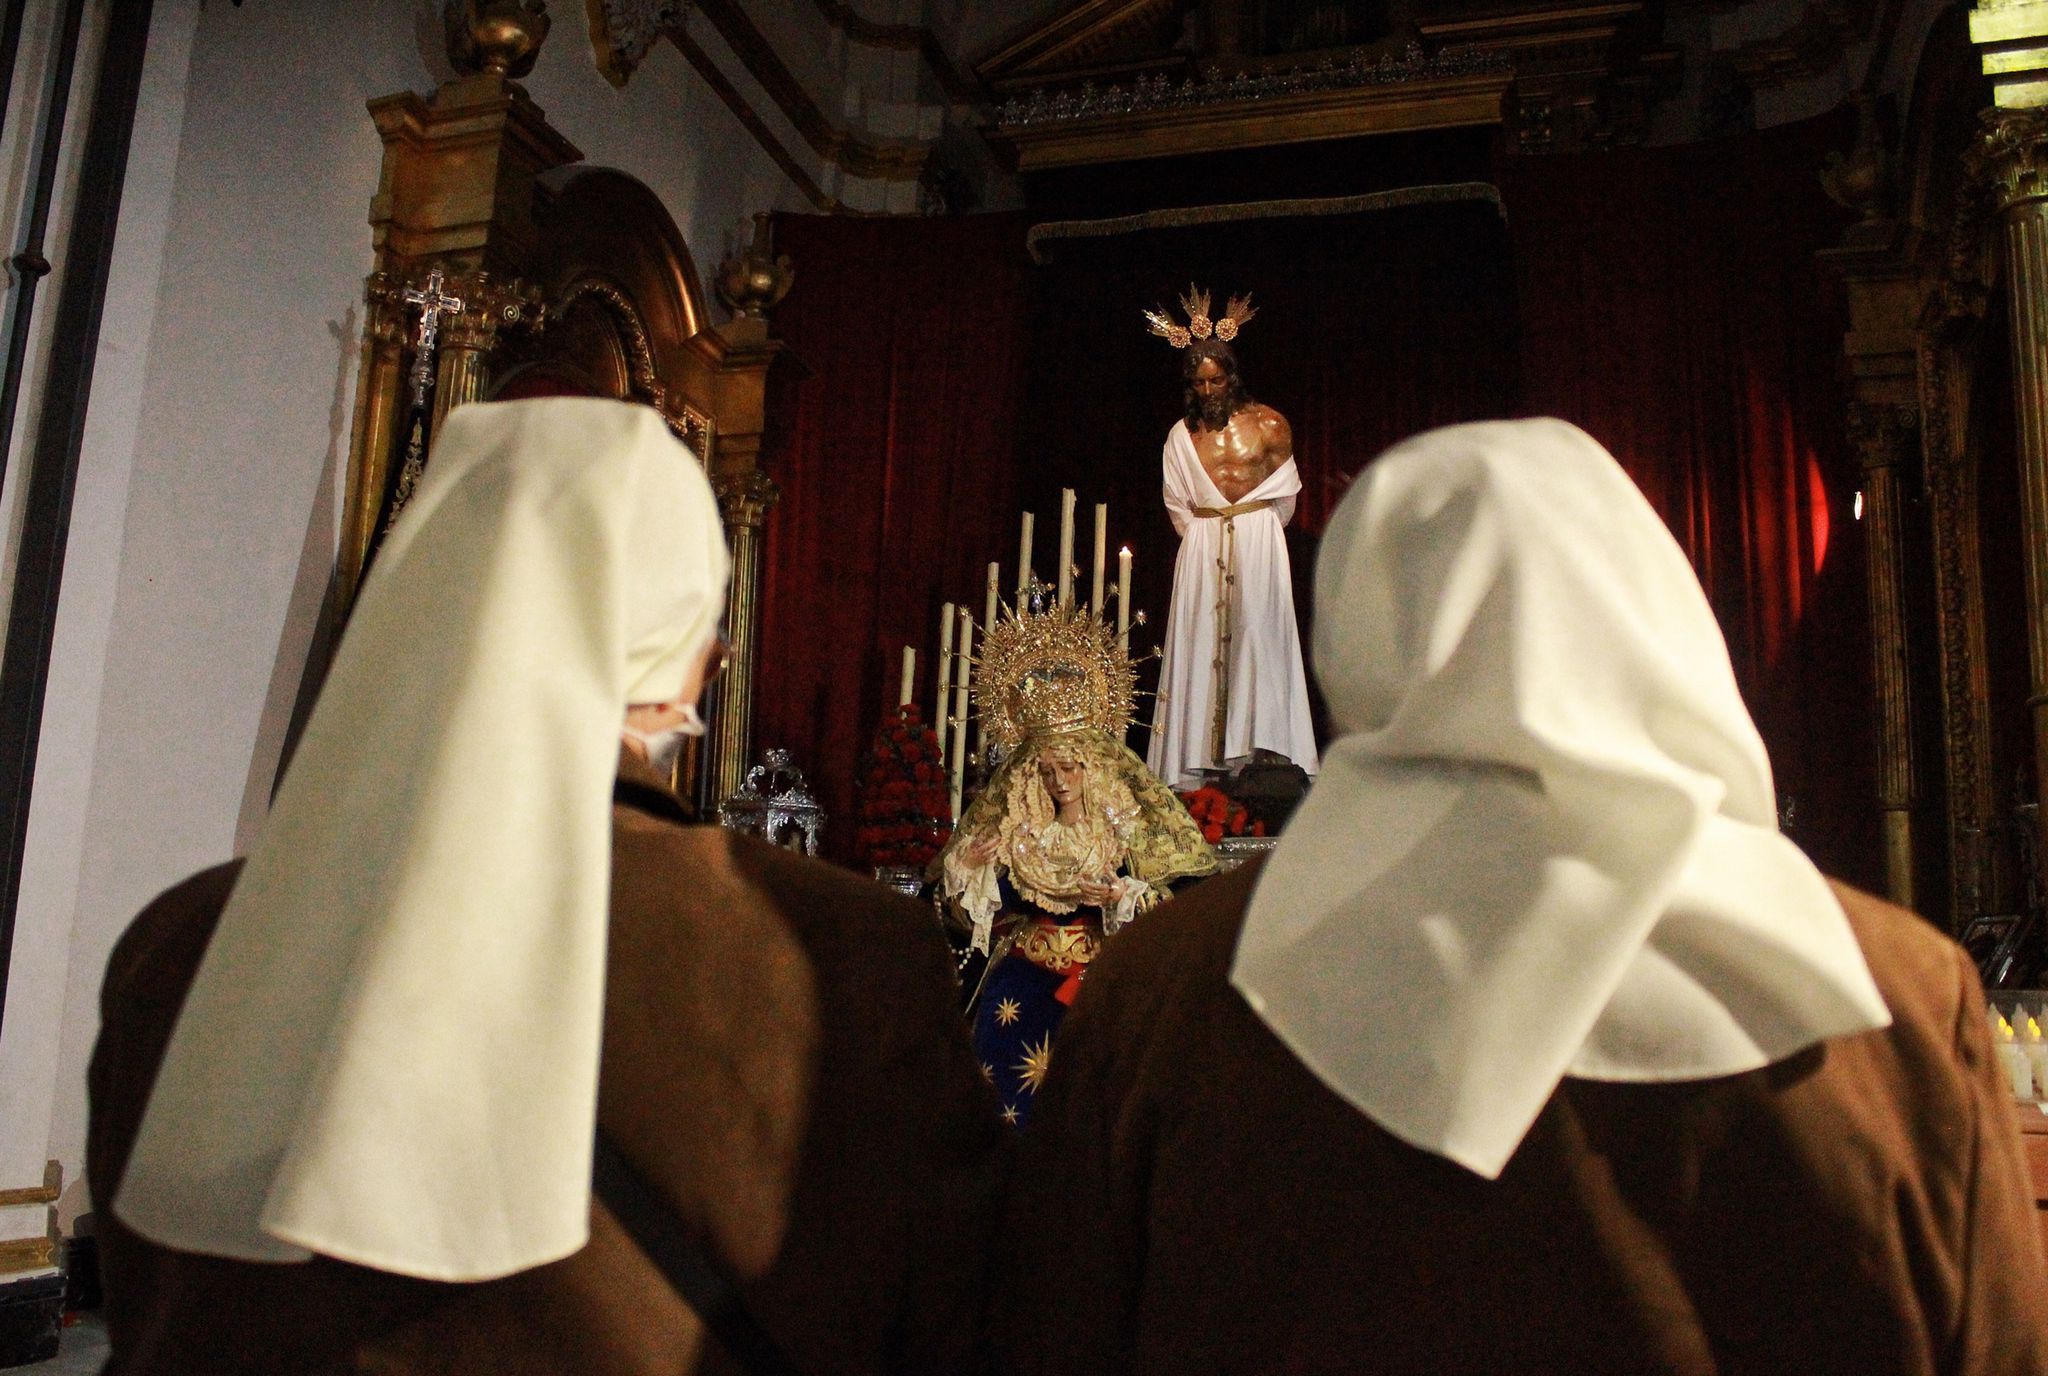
[1188,498,1277,766]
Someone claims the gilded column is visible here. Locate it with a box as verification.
[336,274,407,612]
[1848,402,1922,906]
[1976,110,2048,844]
[707,468,781,805]
[434,271,541,427]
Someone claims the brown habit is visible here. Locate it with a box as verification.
[88,755,1007,1375]
[996,862,2048,1376]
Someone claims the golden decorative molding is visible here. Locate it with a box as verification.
[0,1158,57,1276]
[557,276,668,407]
[0,1235,56,1274]
[1026,183,1504,262]
[1920,241,2000,919]
[986,1,1672,165]
[993,69,1513,169]
[1418,2,1678,153]
[0,1161,59,1210]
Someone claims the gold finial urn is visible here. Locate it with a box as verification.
[716,212,796,321]
[445,0,552,80]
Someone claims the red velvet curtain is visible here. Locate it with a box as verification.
[1501,109,1875,886]
[755,213,1033,855]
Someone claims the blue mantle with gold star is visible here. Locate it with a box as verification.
[971,952,1069,1127]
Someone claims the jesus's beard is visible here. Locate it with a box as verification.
[1196,394,1233,430]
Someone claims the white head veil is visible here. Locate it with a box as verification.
[1232,418,1890,1180]
[115,398,730,1280]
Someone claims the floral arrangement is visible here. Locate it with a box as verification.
[855,703,954,869]
[1177,785,1265,845]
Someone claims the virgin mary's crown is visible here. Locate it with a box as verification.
[976,591,1136,751]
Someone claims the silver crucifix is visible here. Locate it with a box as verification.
[401,267,464,409]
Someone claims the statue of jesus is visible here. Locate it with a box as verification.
[1142,288,1318,790]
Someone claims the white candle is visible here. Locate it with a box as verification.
[1117,546,1133,651]
[979,562,999,758]
[950,608,974,819]
[934,601,955,764]
[1091,503,1108,618]
[898,645,916,707]
[1017,511,1034,602]
[1057,488,1076,609]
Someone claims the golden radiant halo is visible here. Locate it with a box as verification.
[974,598,1137,753]
[1142,283,1258,350]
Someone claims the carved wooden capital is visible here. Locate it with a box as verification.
[438,270,546,352]
[712,468,780,529]
[364,271,409,348]
[1973,107,2048,214]
[1846,401,1921,472]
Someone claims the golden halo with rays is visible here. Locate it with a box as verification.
[974,599,1137,753]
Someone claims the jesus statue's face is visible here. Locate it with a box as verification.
[1189,357,1236,430]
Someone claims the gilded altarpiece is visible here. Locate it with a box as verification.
[336,51,790,808]
[1824,14,2045,949]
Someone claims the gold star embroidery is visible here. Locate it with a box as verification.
[1001,1105,1020,1126]
[980,1062,994,1083]
[1016,1034,1054,1096]
[994,998,1022,1027]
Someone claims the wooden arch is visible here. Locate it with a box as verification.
[493,167,711,442]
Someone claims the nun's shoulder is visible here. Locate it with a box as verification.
[1827,878,1980,1050]
[1093,860,1262,992]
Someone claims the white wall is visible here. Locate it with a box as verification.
[0,0,808,1219]
[0,0,201,1230]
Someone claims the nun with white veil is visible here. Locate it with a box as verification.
[997,418,2048,1376]
[86,398,1005,1376]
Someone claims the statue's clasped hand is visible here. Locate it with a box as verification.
[1077,875,1127,908]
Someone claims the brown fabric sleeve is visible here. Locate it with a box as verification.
[1943,947,2048,1375]
[880,934,1013,1376]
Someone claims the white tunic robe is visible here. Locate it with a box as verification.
[1146,419,1319,790]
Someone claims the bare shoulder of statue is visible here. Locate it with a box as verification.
[1257,405,1292,462]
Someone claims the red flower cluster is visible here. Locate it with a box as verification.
[1177,786,1266,845]
[854,703,954,868]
